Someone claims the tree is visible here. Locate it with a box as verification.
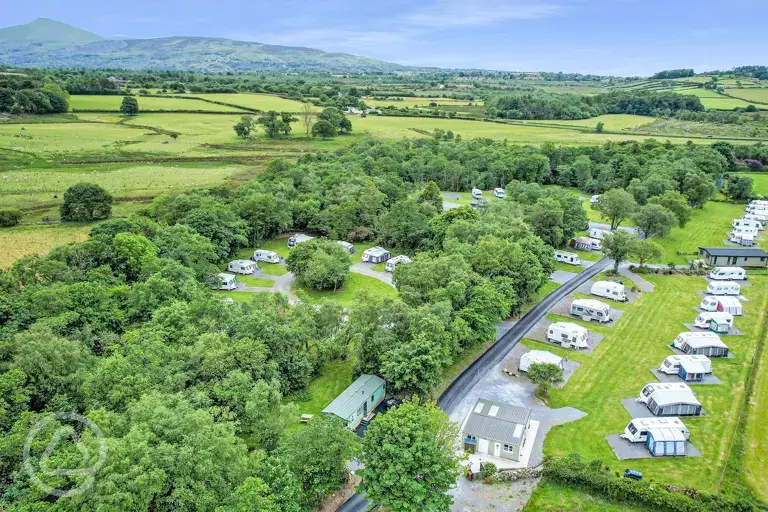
[316,107,344,127]
[60,183,113,222]
[596,188,637,230]
[648,190,691,228]
[631,239,662,268]
[360,398,461,512]
[528,362,564,396]
[525,198,565,247]
[726,175,753,202]
[233,115,254,138]
[300,102,314,134]
[682,170,715,209]
[380,200,433,253]
[632,203,677,238]
[257,110,288,138]
[595,121,605,133]
[418,181,443,212]
[0,87,14,112]
[338,116,352,133]
[311,120,336,139]
[119,96,139,115]
[285,239,350,291]
[281,112,298,135]
[0,207,22,227]
[602,230,636,273]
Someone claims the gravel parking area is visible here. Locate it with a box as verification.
[649,368,722,385]
[621,397,708,418]
[503,343,580,389]
[523,318,604,355]
[550,270,578,284]
[683,322,745,336]
[605,434,702,460]
[696,290,749,302]
[549,298,624,327]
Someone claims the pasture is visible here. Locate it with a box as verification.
[674,88,753,110]
[533,114,652,131]
[364,96,481,109]
[69,95,247,112]
[180,93,317,112]
[0,222,92,268]
[724,88,768,104]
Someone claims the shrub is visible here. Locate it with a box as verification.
[0,207,22,227]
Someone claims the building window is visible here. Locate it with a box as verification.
[503,444,515,453]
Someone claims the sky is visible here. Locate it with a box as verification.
[4,0,767,76]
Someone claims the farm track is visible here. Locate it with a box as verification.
[337,257,611,512]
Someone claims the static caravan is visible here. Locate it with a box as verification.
[732,218,763,231]
[637,382,692,405]
[227,259,258,275]
[679,337,729,358]
[253,249,280,264]
[644,387,702,417]
[554,250,581,266]
[362,246,391,264]
[493,188,506,199]
[547,322,589,349]
[672,332,723,351]
[336,241,356,254]
[322,374,386,430]
[519,350,564,372]
[709,267,746,281]
[570,299,612,323]
[706,280,741,296]
[589,228,611,240]
[590,195,600,205]
[621,417,690,443]
[385,255,412,272]
[288,233,314,248]
[590,280,627,302]
[218,273,237,291]
[646,428,687,457]
[658,354,712,376]
[472,188,483,199]
[694,311,734,329]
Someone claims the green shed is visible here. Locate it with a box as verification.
[322,374,386,429]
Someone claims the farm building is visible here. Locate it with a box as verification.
[321,374,386,430]
[288,233,315,248]
[646,428,688,457]
[621,417,690,443]
[590,280,627,302]
[227,259,258,275]
[462,399,531,462]
[638,382,692,404]
[253,249,280,263]
[218,273,237,290]
[644,386,702,417]
[570,299,612,323]
[706,281,741,296]
[708,266,746,280]
[571,237,601,252]
[679,337,729,358]
[519,350,564,372]
[694,311,734,329]
[362,246,391,264]
[589,228,611,240]
[547,322,589,349]
[700,296,743,315]
[698,247,768,268]
[385,254,411,272]
[554,250,580,265]
[336,241,356,254]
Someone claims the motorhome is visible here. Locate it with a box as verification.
[471,188,483,199]
[694,311,734,329]
[385,254,412,272]
[590,280,627,302]
[253,249,280,264]
[570,299,612,323]
[708,267,746,280]
[227,259,258,275]
[547,322,589,349]
[554,250,581,265]
[589,228,611,240]
[336,241,356,254]
[637,382,692,405]
[672,332,723,351]
[621,417,690,443]
[288,233,314,248]
[218,273,237,291]
[493,188,506,199]
[706,280,741,296]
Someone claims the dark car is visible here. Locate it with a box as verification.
[287,236,297,248]
[624,469,643,481]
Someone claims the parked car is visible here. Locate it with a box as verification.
[624,469,643,481]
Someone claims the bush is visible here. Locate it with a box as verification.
[0,207,22,227]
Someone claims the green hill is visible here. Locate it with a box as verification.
[0,18,102,45]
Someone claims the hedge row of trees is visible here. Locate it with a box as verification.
[0,73,69,114]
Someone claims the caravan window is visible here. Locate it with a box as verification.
[574,307,583,313]
[627,422,637,435]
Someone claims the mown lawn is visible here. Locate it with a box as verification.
[538,274,768,493]
[284,359,354,431]
[292,272,397,308]
[736,173,768,196]
[237,274,275,287]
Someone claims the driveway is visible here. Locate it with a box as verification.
[588,221,639,236]
[350,262,395,287]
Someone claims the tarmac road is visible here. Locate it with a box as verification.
[337,257,611,512]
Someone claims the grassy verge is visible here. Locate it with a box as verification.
[284,359,354,431]
[237,275,275,287]
[292,272,397,308]
[554,262,583,273]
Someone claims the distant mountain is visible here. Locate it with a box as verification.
[0,19,409,73]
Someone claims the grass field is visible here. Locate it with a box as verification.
[723,88,768,104]
[237,274,275,287]
[364,96,482,109]
[293,272,397,308]
[743,297,768,498]
[736,173,768,196]
[285,359,354,430]
[525,480,651,512]
[69,95,247,112]
[180,93,318,112]
[674,88,753,110]
[0,222,92,268]
[537,273,768,493]
[534,114,653,131]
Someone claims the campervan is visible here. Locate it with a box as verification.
[637,382,692,404]
[589,195,600,205]
[672,332,723,351]
[385,255,412,272]
[589,228,610,240]
[493,188,506,199]
[554,250,581,266]
[590,280,627,302]
[694,311,734,329]
[706,280,741,296]
[253,249,280,264]
[336,241,356,254]
[471,188,483,199]
[218,273,237,291]
[570,299,612,323]
[547,322,589,349]
[621,417,690,443]
[658,355,712,376]
[732,218,763,231]
[708,267,746,281]
[227,259,257,275]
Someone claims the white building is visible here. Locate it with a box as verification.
[462,399,532,462]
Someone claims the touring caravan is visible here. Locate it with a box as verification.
[218,273,237,291]
[746,204,768,214]
[637,382,692,405]
[731,233,755,247]
[700,295,742,315]
[519,350,564,372]
[589,228,611,240]
[708,267,746,281]
[471,188,483,199]
[493,188,506,199]
[547,322,589,349]
[729,227,758,243]
[227,259,258,275]
[643,386,702,417]
[743,213,768,225]
[732,218,763,231]
[253,249,280,264]
[570,299,612,323]
[288,233,314,248]
[362,246,391,264]
[590,195,600,205]
[554,250,581,266]
[678,337,729,358]
[385,254,412,272]
[694,311,734,329]
[590,280,627,302]
[706,280,741,296]
[336,241,356,254]
[621,417,690,443]
[748,200,768,208]
[659,355,712,382]
[571,237,602,251]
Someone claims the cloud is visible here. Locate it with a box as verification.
[404,0,567,27]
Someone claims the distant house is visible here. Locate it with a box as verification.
[698,247,768,268]
[322,374,386,430]
[462,399,532,462]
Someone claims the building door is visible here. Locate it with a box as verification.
[494,443,501,457]
[478,439,489,454]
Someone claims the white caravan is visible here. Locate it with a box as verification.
[336,241,356,254]
[729,227,758,243]
[589,195,600,205]
[700,295,743,315]
[694,311,734,329]
[218,273,237,291]
[493,188,506,199]
[590,280,627,302]
[745,205,768,215]
[547,322,589,349]
[732,218,763,231]
[748,200,768,207]
[621,417,690,443]
[708,267,746,280]
[519,350,564,372]
[637,382,692,404]
[570,299,612,323]
[672,332,723,351]
[471,188,483,199]
[554,250,581,266]
[227,259,258,275]
[706,280,741,296]
[743,213,768,225]
[731,233,755,247]
[385,255,412,272]
[253,249,280,264]
[589,228,611,240]
[658,355,712,375]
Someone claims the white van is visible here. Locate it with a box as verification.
[709,267,746,281]
[694,311,734,329]
[253,249,280,264]
[570,299,612,323]
[706,280,741,296]
[227,259,258,275]
[589,228,610,240]
[672,332,723,351]
[547,322,589,349]
[621,417,690,443]
[590,280,627,302]
[658,355,712,375]
[471,188,483,199]
[493,188,505,199]
[554,250,581,266]
[385,255,412,272]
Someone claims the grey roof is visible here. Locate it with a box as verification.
[463,399,531,447]
[322,374,384,419]
[699,247,768,257]
[650,389,701,407]
[364,246,390,257]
